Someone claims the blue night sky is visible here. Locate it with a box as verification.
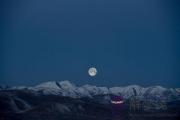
[1,0,180,87]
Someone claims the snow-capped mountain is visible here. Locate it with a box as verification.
[6,80,179,102]
[30,81,109,98]
[1,80,180,120]
[109,85,148,98]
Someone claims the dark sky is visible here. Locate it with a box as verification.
[1,0,180,87]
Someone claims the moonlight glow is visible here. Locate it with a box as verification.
[88,67,97,77]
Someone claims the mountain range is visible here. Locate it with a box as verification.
[0,81,180,120]
[3,80,180,101]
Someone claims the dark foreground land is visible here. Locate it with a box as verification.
[0,90,179,120]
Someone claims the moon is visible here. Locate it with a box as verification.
[88,67,97,77]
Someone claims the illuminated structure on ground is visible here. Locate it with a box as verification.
[110,95,127,119]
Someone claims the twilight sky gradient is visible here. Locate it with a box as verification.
[0,0,180,87]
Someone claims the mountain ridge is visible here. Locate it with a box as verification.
[2,80,179,102]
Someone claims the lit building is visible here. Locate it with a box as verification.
[110,95,126,119]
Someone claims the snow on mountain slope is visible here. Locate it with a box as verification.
[82,84,109,96]
[31,81,62,95]
[175,88,180,93]
[143,86,167,98]
[31,81,81,98]
[30,81,109,98]
[3,80,180,101]
[109,85,148,98]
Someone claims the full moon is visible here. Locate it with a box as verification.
[88,67,97,77]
